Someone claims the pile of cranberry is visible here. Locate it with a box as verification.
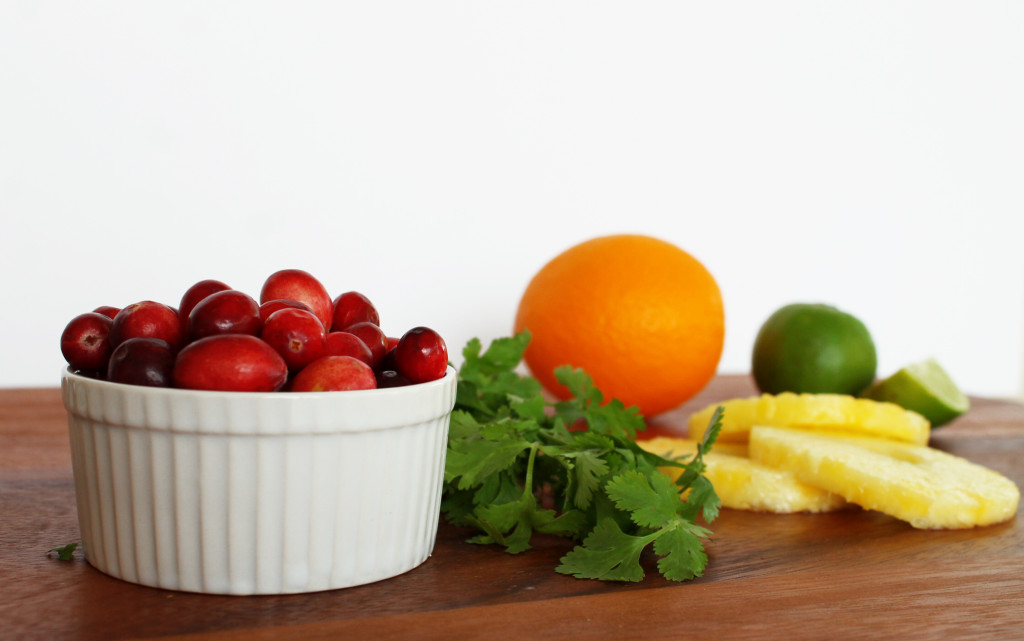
[60,269,449,392]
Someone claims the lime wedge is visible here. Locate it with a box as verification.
[860,359,970,428]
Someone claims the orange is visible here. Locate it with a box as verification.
[513,234,724,418]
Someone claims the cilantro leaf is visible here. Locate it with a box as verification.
[552,366,645,439]
[455,333,541,421]
[555,365,604,406]
[560,448,609,510]
[606,469,680,529]
[560,469,716,582]
[471,494,539,553]
[685,474,721,523]
[700,405,724,455]
[444,431,532,490]
[555,518,651,582]
[48,542,78,561]
[509,392,548,423]
[653,520,712,581]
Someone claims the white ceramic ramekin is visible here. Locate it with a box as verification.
[60,366,457,595]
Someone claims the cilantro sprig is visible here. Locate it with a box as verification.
[444,331,723,582]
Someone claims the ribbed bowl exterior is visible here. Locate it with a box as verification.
[60,367,457,595]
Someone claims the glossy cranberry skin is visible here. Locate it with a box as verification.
[258,298,313,324]
[92,306,121,320]
[376,369,412,389]
[110,301,185,350]
[324,331,374,367]
[394,326,448,384]
[178,279,230,325]
[261,308,327,372]
[331,291,380,331]
[173,334,288,392]
[61,312,114,372]
[378,347,396,372]
[344,321,389,369]
[107,337,175,387]
[291,355,376,392]
[260,269,333,330]
[187,289,262,340]
[377,336,399,370]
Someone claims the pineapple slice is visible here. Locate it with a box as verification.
[640,436,847,514]
[749,426,1020,529]
[688,393,930,445]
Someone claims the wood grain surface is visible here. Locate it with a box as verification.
[2,377,1022,641]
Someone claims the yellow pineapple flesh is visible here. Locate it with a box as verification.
[640,436,848,514]
[748,426,1020,529]
[688,393,930,445]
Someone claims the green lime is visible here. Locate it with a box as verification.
[752,303,877,396]
[860,359,969,427]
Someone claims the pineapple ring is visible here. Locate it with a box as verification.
[640,436,847,514]
[688,393,930,445]
[749,426,1020,529]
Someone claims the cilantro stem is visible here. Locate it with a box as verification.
[522,443,539,500]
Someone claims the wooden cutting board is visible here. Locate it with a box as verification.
[2,375,1022,640]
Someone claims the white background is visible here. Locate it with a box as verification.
[2,2,1023,400]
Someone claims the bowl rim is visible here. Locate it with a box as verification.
[61,364,457,401]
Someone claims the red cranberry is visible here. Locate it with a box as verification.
[331,291,380,331]
[394,326,448,384]
[107,338,175,387]
[344,321,389,369]
[188,289,261,340]
[377,336,400,371]
[173,334,288,392]
[261,308,327,372]
[379,345,397,372]
[61,312,114,372]
[110,301,184,350]
[258,298,313,323]
[291,355,377,392]
[92,306,121,320]
[260,269,333,330]
[324,331,374,368]
[178,279,230,325]
[376,369,412,389]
